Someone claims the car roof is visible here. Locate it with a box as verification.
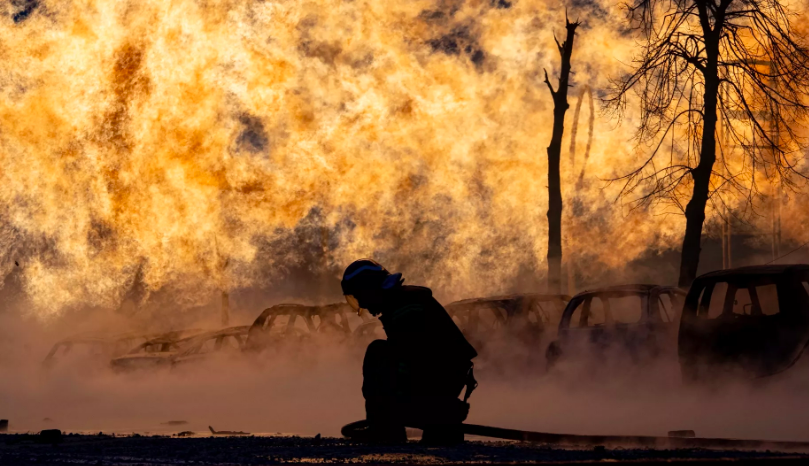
[172,326,250,356]
[252,304,305,322]
[572,284,682,299]
[253,302,356,327]
[447,293,571,307]
[132,328,206,345]
[697,264,809,280]
[184,326,250,341]
[309,302,352,314]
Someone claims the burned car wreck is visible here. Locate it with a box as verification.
[445,294,570,349]
[678,264,809,381]
[546,285,686,369]
[43,333,142,367]
[110,326,249,371]
[43,330,195,368]
[245,302,364,351]
[443,293,570,371]
[243,295,571,357]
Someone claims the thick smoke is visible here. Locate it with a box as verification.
[0,0,804,317]
[0,0,708,317]
[4,304,809,442]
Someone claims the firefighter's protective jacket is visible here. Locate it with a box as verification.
[376,285,477,398]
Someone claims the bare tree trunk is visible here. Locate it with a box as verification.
[678,36,720,288]
[544,18,579,294]
[568,87,585,166]
[221,290,230,326]
[577,86,594,186]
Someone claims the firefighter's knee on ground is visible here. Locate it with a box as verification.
[416,399,468,445]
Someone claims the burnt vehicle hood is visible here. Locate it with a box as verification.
[110,352,177,370]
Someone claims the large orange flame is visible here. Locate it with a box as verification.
[0,0,804,317]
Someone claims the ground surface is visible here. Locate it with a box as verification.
[2,433,809,465]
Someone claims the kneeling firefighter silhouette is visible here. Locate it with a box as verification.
[340,259,478,444]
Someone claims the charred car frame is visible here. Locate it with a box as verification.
[678,264,809,381]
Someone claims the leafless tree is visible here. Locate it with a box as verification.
[545,16,580,294]
[607,0,809,286]
[569,84,595,186]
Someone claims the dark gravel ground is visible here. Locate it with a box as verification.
[2,433,809,465]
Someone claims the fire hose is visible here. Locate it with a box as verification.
[342,421,809,452]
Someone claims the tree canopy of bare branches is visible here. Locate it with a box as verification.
[608,0,809,286]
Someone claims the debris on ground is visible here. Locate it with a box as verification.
[1,433,807,465]
[36,429,62,444]
[208,426,250,436]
